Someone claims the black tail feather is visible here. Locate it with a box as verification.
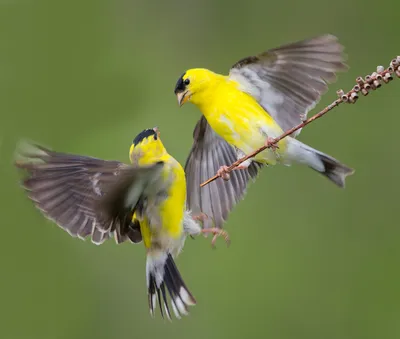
[316,153,355,188]
[147,253,196,320]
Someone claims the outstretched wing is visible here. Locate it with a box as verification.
[229,34,347,136]
[15,141,142,245]
[94,161,165,233]
[184,116,262,229]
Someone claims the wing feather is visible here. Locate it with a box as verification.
[185,116,262,229]
[15,141,143,245]
[229,34,347,136]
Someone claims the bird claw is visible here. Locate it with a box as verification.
[201,228,230,248]
[265,137,279,151]
[192,212,209,223]
[217,165,230,181]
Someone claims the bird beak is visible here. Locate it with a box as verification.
[176,90,190,107]
[153,126,161,138]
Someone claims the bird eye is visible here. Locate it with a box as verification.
[184,78,190,85]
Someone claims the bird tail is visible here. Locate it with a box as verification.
[286,137,355,188]
[146,252,196,320]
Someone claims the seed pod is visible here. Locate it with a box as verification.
[362,83,370,96]
[384,72,393,82]
[336,89,344,98]
[350,92,358,103]
[377,65,385,73]
[390,58,399,68]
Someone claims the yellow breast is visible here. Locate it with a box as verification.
[198,78,287,163]
[135,155,186,249]
[158,158,186,238]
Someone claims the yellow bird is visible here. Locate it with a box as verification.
[15,127,226,320]
[175,34,355,228]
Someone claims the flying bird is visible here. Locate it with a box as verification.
[15,128,228,320]
[176,34,355,229]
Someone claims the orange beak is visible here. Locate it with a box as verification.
[176,91,190,107]
[153,126,161,138]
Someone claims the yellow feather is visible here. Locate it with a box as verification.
[183,69,287,165]
[159,159,186,238]
[129,134,186,249]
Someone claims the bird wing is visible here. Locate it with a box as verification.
[94,161,165,236]
[228,34,347,136]
[15,142,159,245]
[184,116,262,229]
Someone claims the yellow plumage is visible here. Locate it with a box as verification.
[16,127,202,320]
[186,69,287,165]
[176,35,354,231]
[129,131,186,247]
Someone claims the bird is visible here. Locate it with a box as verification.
[15,127,229,320]
[175,34,355,229]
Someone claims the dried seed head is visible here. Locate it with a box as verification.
[341,94,349,102]
[353,85,360,92]
[388,66,394,73]
[362,83,371,95]
[349,92,358,103]
[365,75,372,82]
[336,89,345,98]
[377,65,385,73]
[384,72,393,82]
[356,77,365,85]
[373,79,381,88]
[390,58,399,68]
[371,72,377,78]
[376,73,383,80]
[396,69,400,78]
[361,88,369,96]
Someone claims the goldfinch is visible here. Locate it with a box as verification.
[15,127,227,320]
[175,34,354,228]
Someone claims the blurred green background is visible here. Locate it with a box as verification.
[1,0,400,338]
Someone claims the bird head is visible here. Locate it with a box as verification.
[129,127,167,164]
[174,68,218,107]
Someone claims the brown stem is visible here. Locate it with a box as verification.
[200,57,400,188]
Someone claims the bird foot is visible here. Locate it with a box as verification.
[201,228,231,248]
[217,165,231,181]
[265,137,279,151]
[192,212,209,223]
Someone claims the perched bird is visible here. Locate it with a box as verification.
[175,34,355,228]
[15,127,227,320]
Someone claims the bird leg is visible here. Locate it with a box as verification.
[191,213,230,248]
[192,212,209,223]
[201,228,230,248]
[264,137,279,151]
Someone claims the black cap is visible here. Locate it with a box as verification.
[132,129,157,146]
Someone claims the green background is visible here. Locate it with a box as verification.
[1,0,400,338]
